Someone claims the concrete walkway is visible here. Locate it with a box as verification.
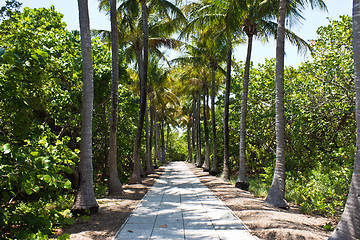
[114,161,258,240]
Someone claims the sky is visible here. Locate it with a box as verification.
[16,0,353,67]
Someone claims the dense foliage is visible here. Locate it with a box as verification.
[0,5,135,238]
[228,16,354,216]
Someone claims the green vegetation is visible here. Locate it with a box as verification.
[0,0,358,238]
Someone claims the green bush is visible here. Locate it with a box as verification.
[0,133,77,238]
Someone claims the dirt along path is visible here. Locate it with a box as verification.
[185,162,332,240]
[56,161,333,239]
[56,166,166,240]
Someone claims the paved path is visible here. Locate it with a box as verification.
[114,161,258,240]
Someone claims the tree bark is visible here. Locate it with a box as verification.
[129,0,149,183]
[145,103,154,174]
[108,0,123,195]
[265,0,289,209]
[196,91,202,167]
[210,66,219,176]
[72,0,98,213]
[329,1,360,238]
[236,34,253,191]
[187,122,192,162]
[202,84,211,171]
[153,108,159,168]
[222,46,232,181]
[161,119,166,163]
[192,94,196,164]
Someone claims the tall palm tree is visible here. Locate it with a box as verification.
[236,0,312,190]
[222,44,232,181]
[108,0,124,195]
[129,0,149,183]
[202,81,211,171]
[329,1,360,238]
[265,0,326,209]
[72,0,99,213]
[237,0,276,190]
[265,0,288,209]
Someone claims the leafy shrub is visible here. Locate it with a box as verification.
[0,133,78,238]
[287,164,351,216]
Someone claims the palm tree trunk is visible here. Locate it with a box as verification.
[210,66,219,176]
[156,116,162,164]
[187,122,192,162]
[196,91,202,167]
[166,124,170,160]
[265,0,288,209]
[202,84,211,171]
[145,103,154,174]
[329,1,360,238]
[192,94,196,163]
[222,46,232,181]
[153,108,159,168]
[129,0,149,183]
[150,105,156,168]
[161,120,165,163]
[236,34,253,191]
[72,0,98,213]
[108,0,123,195]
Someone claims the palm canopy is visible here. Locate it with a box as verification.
[181,0,244,46]
[96,1,184,67]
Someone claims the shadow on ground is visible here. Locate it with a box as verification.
[185,162,332,240]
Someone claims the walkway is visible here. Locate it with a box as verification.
[114,161,258,240]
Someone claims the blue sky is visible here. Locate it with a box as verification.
[19,0,352,67]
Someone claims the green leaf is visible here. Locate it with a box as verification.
[38,174,52,184]
[35,49,49,59]
[64,179,72,189]
[2,143,11,154]
[30,151,39,157]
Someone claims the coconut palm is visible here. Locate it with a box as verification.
[72,0,99,213]
[129,0,149,183]
[107,0,124,196]
[236,0,316,190]
[328,1,360,238]
[265,0,326,209]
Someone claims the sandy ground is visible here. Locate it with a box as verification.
[57,162,332,240]
[186,163,332,240]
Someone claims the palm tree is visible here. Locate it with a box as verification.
[72,0,99,213]
[108,0,124,195]
[202,80,211,171]
[265,0,288,209]
[235,0,313,190]
[236,0,276,190]
[129,0,149,183]
[222,44,232,181]
[265,0,326,209]
[328,1,360,238]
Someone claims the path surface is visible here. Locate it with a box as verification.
[114,161,258,240]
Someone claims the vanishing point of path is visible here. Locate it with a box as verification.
[114,161,258,240]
